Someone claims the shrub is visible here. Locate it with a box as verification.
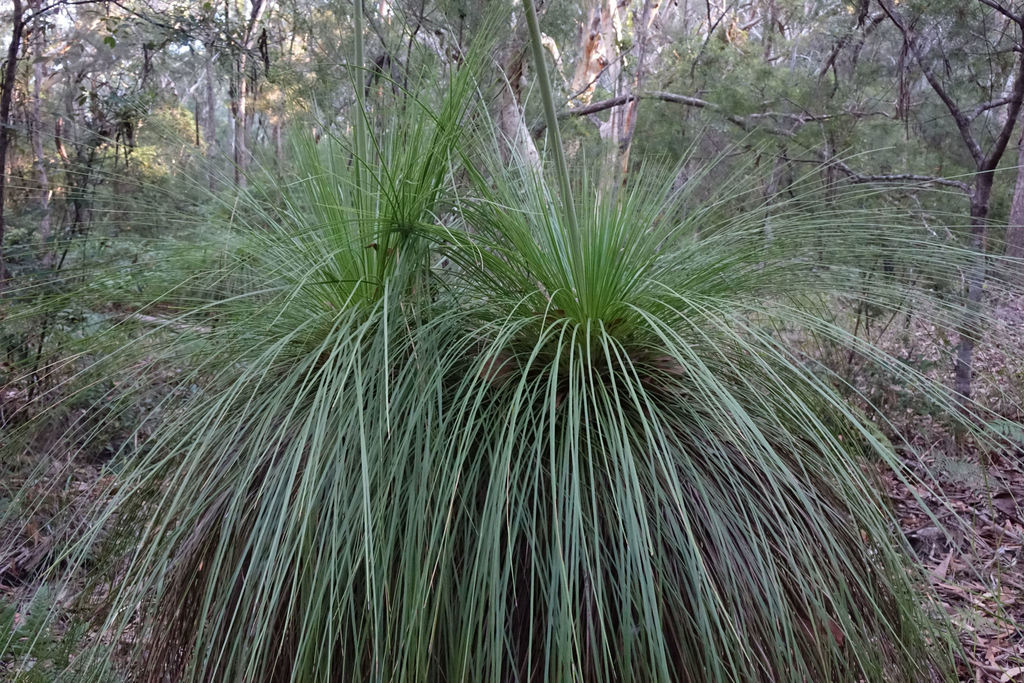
[2,8,1004,682]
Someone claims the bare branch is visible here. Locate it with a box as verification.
[976,0,1023,25]
[645,90,718,110]
[877,0,986,166]
[558,94,635,118]
[644,90,749,130]
[101,0,181,36]
[645,90,796,135]
[553,90,879,137]
[817,12,884,80]
[968,95,1016,120]
[828,156,972,193]
[30,0,103,21]
[690,0,736,78]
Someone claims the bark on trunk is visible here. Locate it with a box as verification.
[570,7,604,103]
[596,1,629,153]
[232,62,248,187]
[496,20,540,167]
[29,0,51,268]
[1006,126,1024,267]
[193,99,201,146]
[0,0,25,287]
[954,174,993,402]
[762,0,777,61]
[762,147,788,241]
[230,0,268,189]
[615,0,662,181]
[273,119,282,167]
[588,0,668,187]
[205,44,217,191]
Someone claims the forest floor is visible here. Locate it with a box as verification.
[875,292,1024,682]
[1,296,1023,680]
[888,462,1024,683]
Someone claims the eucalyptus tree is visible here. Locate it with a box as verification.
[27,0,53,268]
[874,0,1024,401]
[540,0,1024,400]
[1,0,107,286]
[226,0,269,187]
[1,0,26,287]
[1009,119,1024,265]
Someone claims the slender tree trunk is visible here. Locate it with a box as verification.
[273,119,282,167]
[28,0,50,268]
[204,45,217,192]
[230,0,268,189]
[233,58,248,187]
[496,21,540,167]
[0,0,25,287]
[954,175,993,401]
[762,147,788,241]
[193,98,201,146]
[1006,125,1024,267]
[597,1,630,152]
[615,0,661,181]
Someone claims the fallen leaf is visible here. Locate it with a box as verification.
[930,550,954,581]
[999,666,1024,682]
[993,492,1021,522]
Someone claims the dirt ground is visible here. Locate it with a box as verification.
[863,292,1024,682]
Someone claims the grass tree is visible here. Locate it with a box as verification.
[1,3,1014,682]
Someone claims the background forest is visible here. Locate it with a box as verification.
[1,0,1024,681]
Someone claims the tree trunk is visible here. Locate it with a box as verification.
[230,0,268,189]
[596,1,630,157]
[762,147,788,240]
[496,20,540,168]
[762,0,777,61]
[1006,125,1024,267]
[954,174,993,401]
[0,0,25,287]
[29,2,51,268]
[273,119,282,167]
[205,44,217,191]
[193,99,201,146]
[232,58,248,187]
[615,0,662,181]
[569,6,604,103]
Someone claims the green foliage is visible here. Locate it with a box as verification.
[0,588,114,682]
[4,5,1023,682]
[8,73,1004,682]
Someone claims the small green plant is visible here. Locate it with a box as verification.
[1,587,114,682]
